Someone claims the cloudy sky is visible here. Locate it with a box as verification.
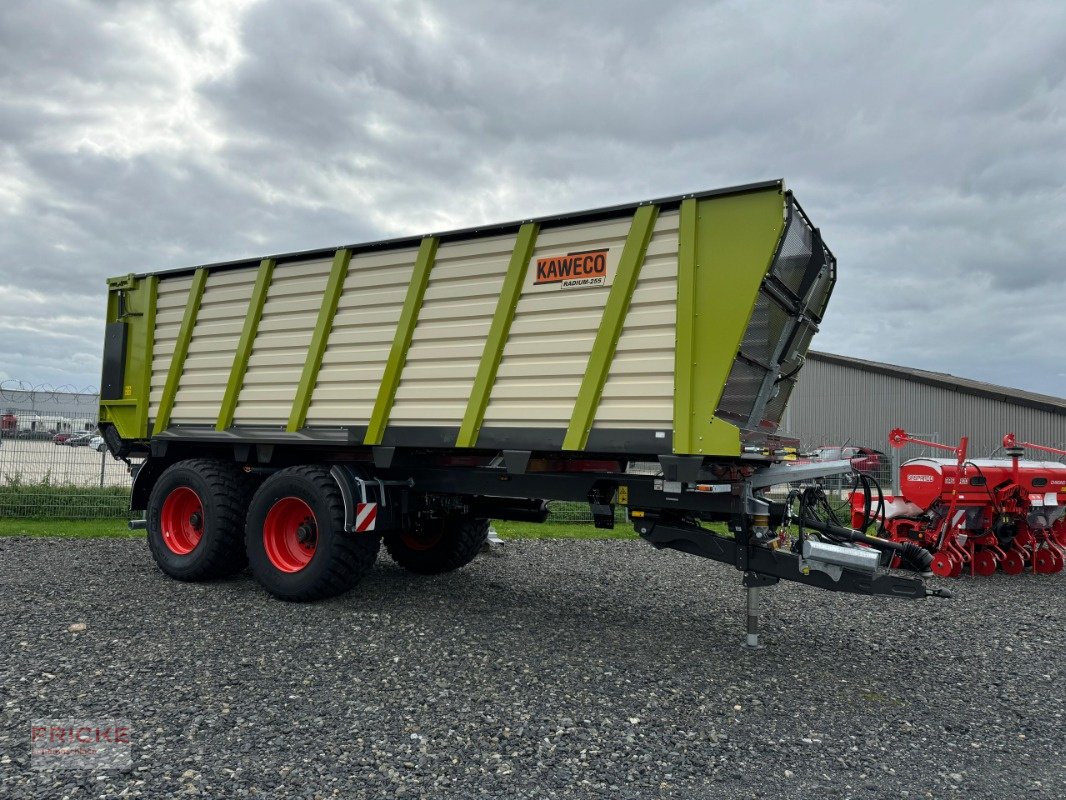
[1,0,1064,397]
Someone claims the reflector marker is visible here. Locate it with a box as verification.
[355,502,378,532]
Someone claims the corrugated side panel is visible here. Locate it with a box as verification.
[305,247,420,425]
[388,234,517,427]
[232,258,333,425]
[592,210,679,430]
[148,275,195,422]
[170,269,257,423]
[481,215,632,429]
[787,357,1066,458]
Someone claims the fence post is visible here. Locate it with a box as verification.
[99,447,106,488]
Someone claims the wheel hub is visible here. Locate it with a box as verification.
[263,497,319,573]
[296,520,316,545]
[159,486,206,556]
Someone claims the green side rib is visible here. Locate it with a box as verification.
[217,258,275,431]
[153,267,208,435]
[563,204,658,451]
[673,199,698,453]
[364,236,439,445]
[136,275,159,438]
[455,223,539,447]
[287,249,352,432]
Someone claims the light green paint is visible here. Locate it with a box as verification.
[99,274,158,440]
[456,223,539,447]
[672,187,786,455]
[217,258,275,431]
[364,236,439,444]
[153,268,208,435]
[287,249,352,432]
[563,204,658,451]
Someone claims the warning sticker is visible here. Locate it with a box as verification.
[534,249,608,289]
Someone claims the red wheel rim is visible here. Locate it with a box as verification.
[263,497,318,573]
[160,487,205,555]
[949,554,964,578]
[931,552,956,578]
[1049,548,1065,573]
[400,520,443,551]
[1001,551,1025,575]
[1033,549,1057,575]
[972,550,997,577]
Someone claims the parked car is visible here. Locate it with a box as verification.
[89,436,106,453]
[53,433,74,444]
[67,432,97,447]
[17,429,55,441]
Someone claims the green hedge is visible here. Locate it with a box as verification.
[0,479,131,519]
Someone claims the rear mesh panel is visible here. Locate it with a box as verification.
[716,196,835,435]
[771,215,814,296]
[716,359,764,422]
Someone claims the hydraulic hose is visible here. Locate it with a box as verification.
[797,507,934,572]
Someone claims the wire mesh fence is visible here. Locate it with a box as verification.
[0,385,137,519]
[0,429,138,519]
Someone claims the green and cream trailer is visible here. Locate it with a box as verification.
[98,180,943,641]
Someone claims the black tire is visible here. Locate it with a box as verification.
[384,515,488,575]
[146,459,252,581]
[245,465,380,601]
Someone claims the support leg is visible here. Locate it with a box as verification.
[744,583,764,649]
[742,572,777,649]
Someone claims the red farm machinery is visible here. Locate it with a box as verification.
[850,429,1066,578]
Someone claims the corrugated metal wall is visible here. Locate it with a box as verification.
[305,247,419,425]
[149,210,683,435]
[172,269,259,423]
[481,216,631,429]
[592,210,679,431]
[234,257,334,425]
[149,275,194,421]
[784,356,1066,457]
[388,233,516,428]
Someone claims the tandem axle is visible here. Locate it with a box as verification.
[129,447,945,646]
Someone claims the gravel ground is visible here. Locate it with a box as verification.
[1,536,1063,799]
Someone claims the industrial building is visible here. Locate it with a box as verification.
[785,351,1066,459]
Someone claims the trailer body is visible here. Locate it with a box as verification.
[100,181,831,458]
[98,180,938,637]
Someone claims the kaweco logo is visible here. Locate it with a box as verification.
[534,249,608,288]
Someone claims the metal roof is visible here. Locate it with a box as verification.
[808,351,1066,416]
